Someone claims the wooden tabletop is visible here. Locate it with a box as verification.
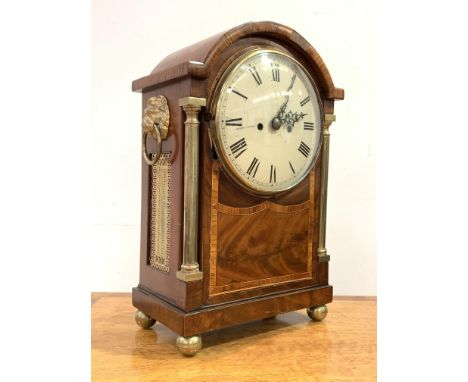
[92,293,376,381]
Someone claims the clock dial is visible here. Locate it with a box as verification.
[212,50,322,195]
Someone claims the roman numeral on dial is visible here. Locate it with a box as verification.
[249,66,262,86]
[246,157,260,177]
[230,88,248,100]
[289,161,295,174]
[304,122,314,130]
[270,165,277,183]
[271,63,280,82]
[229,137,247,158]
[225,117,242,126]
[298,141,311,157]
[300,96,310,107]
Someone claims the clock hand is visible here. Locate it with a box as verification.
[282,73,297,111]
[272,73,297,130]
[284,111,307,132]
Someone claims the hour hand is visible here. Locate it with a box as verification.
[285,111,307,132]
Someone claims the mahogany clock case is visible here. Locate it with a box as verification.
[132,22,344,338]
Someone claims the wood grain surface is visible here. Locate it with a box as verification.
[134,21,343,315]
[92,293,376,382]
[209,161,315,296]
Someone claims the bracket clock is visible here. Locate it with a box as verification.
[132,21,344,356]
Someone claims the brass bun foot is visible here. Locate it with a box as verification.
[134,310,156,329]
[176,335,202,356]
[307,305,328,321]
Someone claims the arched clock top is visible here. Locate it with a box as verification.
[132,21,344,101]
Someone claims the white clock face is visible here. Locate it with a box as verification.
[212,50,322,195]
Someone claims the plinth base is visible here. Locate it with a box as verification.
[132,284,332,337]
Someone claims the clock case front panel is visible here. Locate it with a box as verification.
[132,22,344,336]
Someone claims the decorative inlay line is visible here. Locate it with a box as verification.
[216,200,311,215]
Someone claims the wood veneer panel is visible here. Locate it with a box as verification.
[138,81,191,307]
[215,206,310,285]
[208,162,318,298]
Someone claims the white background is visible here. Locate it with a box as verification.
[1,0,468,381]
[92,0,376,296]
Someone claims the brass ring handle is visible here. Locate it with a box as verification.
[142,123,162,166]
[141,95,169,166]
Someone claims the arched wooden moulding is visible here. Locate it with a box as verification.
[132,21,344,101]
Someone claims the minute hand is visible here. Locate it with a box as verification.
[278,73,297,117]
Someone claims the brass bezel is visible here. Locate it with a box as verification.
[208,48,324,197]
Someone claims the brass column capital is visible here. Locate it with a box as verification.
[322,113,335,136]
[179,96,207,108]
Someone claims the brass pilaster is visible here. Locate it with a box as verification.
[176,97,206,282]
[318,114,336,263]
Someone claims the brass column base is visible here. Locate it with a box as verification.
[318,248,330,263]
[176,269,203,281]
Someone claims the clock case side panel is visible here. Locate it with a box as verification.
[135,78,205,312]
